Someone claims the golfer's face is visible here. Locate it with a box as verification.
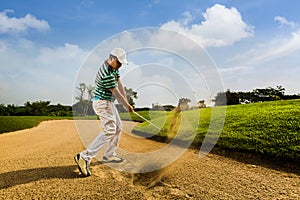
[114,58,122,69]
[110,55,123,69]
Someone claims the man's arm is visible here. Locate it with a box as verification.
[110,84,134,112]
[117,78,126,98]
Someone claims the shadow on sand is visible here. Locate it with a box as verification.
[208,147,300,176]
[0,165,81,190]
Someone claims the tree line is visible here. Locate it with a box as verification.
[214,86,300,106]
[0,101,72,116]
[1,85,299,116]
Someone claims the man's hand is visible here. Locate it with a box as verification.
[127,105,134,113]
[110,87,134,113]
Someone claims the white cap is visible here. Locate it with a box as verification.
[110,48,128,65]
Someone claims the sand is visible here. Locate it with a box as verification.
[0,120,299,199]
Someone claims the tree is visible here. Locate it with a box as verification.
[75,83,87,103]
[24,101,51,116]
[124,87,137,108]
[83,85,94,115]
[87,85,95,101]
[163,105,176,111]
[253,85,286,101]
[198,100,206,108]
[214,90,239,106]
[226,90,239,105]
[237,91,254,103]
[177,98,191,111]
[214,92,227,106]
[48,103,72,116]
[152,103,164,111]
[116,87,138,112]
[74,83,94,115]
[0,104,7,115]
[0,101,72,116]
[214,86,290,106]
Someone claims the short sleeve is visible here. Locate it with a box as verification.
[101,74,117,89]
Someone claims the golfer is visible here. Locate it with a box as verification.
[74,48,134,176]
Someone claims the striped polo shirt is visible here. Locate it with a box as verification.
[94,62,120,101]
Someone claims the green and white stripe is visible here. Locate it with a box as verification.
[94,62,120,101]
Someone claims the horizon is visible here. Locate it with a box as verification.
[2,85,298,107]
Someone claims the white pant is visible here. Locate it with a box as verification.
[80,100,122,162]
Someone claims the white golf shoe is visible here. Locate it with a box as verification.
[74,154,91,177]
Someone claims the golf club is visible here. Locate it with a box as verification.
[133,111,161,131]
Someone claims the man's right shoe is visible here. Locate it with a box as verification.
[74,154,91,177]
[102,155,124,163]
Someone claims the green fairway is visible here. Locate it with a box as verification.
[217,100,300,160]
[119,110,168,123]
[0,116,73,134]
[133,100,300,160]
[0,112,149,134]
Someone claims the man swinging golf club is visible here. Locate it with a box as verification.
[74,48,134,177]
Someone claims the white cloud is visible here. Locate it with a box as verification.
[120,62,197,107]
[0,40,88,105]
[0,10,50,34]
[222,17,300,95]
[274,16,297,29]
[230,29,300,65]
[231,16,300,65]
[179,11,193,26]
[79,0,94,8]
[37,43,87,67]
[73,30,218,108]
[148,0,160,8]
[219,61,300,95]
[160,4,254,47]
[218,66,251,73]
[0,41,7,52]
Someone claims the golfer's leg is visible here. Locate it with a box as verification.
[104,103,123,158]
[80,100,112,162]
[80,131,108,162]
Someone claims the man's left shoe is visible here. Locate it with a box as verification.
[74,154,91,176]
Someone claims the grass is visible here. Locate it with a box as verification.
[0,111,164,134]
[133,100,300,160]
[119,111,168,123]
[218,100,300,160]
[0,116,73,134]
[0,111,155,134]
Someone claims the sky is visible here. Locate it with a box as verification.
[0,0,299,107]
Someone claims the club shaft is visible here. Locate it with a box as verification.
[133,111,160,130]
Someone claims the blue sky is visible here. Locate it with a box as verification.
[0,0,299,106]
